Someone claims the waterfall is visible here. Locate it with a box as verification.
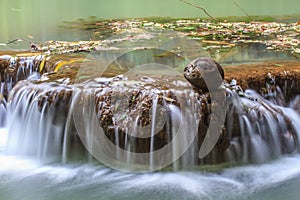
[0,55,43,127]
[226,88,300,164]
[149,95,159,171]
[1,54,300,170]
[5,81,77,163]
[4,76,300,169]
[70,78,201,171]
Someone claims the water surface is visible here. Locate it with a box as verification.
[1,0,299,42]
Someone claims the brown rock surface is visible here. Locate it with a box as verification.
[224,61,300,100]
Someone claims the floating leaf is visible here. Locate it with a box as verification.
[39,56,46,73]
[54,59,83,72]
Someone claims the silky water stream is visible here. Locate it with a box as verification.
[1,54,300,200]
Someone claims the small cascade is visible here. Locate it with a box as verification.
[71,76,202,171]
[2,57,300,170]
[0,55,43,97]
[3,71,204,170]
[149,95,159,170]
[5,81,77,163]
[0,55,43,128]
[226,88,300,163]
[5,74,300,169]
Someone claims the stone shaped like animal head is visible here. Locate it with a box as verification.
[184,57,224,92]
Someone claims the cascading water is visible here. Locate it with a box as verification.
[226,87,300,163]
[1,73,200,169]
[6,81,74,163]
[0,55,43,127]
[1,53,300,198]
[0,97,7,127]
[3,74,300,170]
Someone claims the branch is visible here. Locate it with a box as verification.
[0,38,33,51]
[180,0,218,22]
[232,0,250,18]
[6,38,25,45]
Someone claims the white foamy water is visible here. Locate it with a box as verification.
[0,128,8,151]
[0,144,300,200]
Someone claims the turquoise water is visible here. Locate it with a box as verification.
[0,0,299,42]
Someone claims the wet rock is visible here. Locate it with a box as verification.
[0,54,44,99]
[184,57,224,92]
[224,61,300,101]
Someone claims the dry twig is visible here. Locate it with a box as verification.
[180,0,218,22]
[232,0,250,18]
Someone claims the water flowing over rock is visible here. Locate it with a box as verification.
[1,51,300,170]
[6,73,204,169]
[0,55,42,97]
[0,54,44,127]
[226,89,300,163]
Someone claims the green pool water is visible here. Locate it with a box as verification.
[0,0,299,42]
